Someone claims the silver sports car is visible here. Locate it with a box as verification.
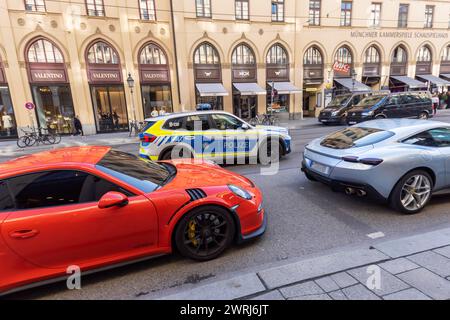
[301,119,450,214]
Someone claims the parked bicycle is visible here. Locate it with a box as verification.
[249,113,279,126]
[16,127,61,148]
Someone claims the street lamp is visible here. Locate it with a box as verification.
[127,72,137,121]
[351,68,357,92]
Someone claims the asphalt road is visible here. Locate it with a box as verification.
[5,112,450,300]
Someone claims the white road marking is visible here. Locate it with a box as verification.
[367,232,385,239]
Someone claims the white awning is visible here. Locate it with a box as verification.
[417,74,450,87]
[390,76,427,89]
[268,82,302,94]
[441,74,450,80]
[196,83,229,97]
[233,83,266,96]
[334,78,371,92]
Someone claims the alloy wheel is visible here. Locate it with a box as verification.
[400,174,432,211]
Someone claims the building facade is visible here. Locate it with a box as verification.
[1,0,450,137]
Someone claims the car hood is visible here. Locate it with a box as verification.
[255,125,289,136]
[321,106,342,112]
[160,159,254,191]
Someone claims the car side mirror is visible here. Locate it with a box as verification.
[241,123,250,131]
[98,192,129,209]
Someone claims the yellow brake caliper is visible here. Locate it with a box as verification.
[188,220,198,246]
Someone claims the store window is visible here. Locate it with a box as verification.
[416,46,432,75]
[26,38,75,134]
[266,44,290,113]
[309,0,321,26]
[25,0,46,12]
[86,40,129,133]
[0,86,17,139]
[140,0,156,21]
[390,45,408,76]
[340,1,352,27]
[303,46,324,83]
[139,42,172,118]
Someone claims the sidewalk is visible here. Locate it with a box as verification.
[0,132,139,157]
[141,227,450,300]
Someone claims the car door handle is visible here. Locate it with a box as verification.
[9,229,40,239]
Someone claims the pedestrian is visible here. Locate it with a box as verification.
[112,110,120,129]
[74,115,84,136]
[431,93,439,116]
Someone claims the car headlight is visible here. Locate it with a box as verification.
[228,184,252,200]
[362,111,374,116]
[331,111,339,116]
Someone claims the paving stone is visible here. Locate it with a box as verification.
[330,272,358,288]
[347,265,409,296]
[289,294,331,300]
[408,251,450,278]
[383,288,431,300]
[251,290,285,300]
[398,268,450,300]
[434,246,450,259]
[154,273,265,300]
[258,249,389,289]
[315,277,340,293]
[374,228,450,258]
[342,284,381,300]
[379,258,419,275]
[279,281,324,299]
[329,290,348,300]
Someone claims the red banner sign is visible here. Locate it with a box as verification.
[333,61,351,74]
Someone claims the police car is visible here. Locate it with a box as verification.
[138,111,291,164]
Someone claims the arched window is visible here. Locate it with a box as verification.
[87,41,119,64]
[442,45,450,61]
[194,43,220,65]
[140,43,167,65]
[335,46,352,64]
[303,46,323,65]
[232,44,255,65]
[417,46,432,62]
[364,46,380,64]
[392,46,408,63]
[27,39,64,63]
[266,44,288,64]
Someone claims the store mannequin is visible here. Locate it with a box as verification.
[1,111,12,136]
[151,108,159,118]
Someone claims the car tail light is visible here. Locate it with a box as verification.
[342,156,383,166]
[359,158,384,166]
[141,134,157,143]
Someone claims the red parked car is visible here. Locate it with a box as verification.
[0,147,266,295]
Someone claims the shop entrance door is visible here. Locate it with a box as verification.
[91,85,129,133]
[233,95,257,120]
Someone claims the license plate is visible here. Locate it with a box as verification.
[348,121,356,125]
[310,161,330,175]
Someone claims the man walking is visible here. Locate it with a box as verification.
[74,115,84,136]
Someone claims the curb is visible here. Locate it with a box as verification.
[140,227,450,300]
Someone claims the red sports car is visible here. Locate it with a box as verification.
[0,147,265,295]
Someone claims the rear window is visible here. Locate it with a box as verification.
[320,127,394,149]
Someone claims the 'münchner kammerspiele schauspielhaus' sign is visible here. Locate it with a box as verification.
[350,31,449,39]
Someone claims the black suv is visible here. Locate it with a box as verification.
[318,92,383,125]
[346,91,433,125]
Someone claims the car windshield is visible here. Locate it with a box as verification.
[320,127,394,149]
[356,96,386,107]
[327,95,351,108]
[96,150,174,193]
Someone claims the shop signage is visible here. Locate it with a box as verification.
[88,70,122,84]
[350,31,449,39]
[232,69,256,81]
[25,102,35,110]
[140,70,170,83]
[194,68,221,82]
[333,61,351,74]
[30,70,67,83]
[267,68,289,81]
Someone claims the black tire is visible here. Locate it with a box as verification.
[389,170,433,214]
[375,114,386,119]
[17,136,29,148]
[304,171,317,182]
[258,138,283,165]
[174,206,235,261]
[160,147,193,160]
[418,112,429,120]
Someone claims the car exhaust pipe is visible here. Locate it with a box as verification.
[356,189,367,197]
[345,187,355,196]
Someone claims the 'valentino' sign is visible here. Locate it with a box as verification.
[88,70,122,84]
[30,69,67,83]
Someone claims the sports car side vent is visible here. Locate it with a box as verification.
[186,189,207,201]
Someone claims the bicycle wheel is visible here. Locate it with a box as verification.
[52,134,62,144]
[26,135,38,147]
[17,136,29,148]
[42,134,56,145]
